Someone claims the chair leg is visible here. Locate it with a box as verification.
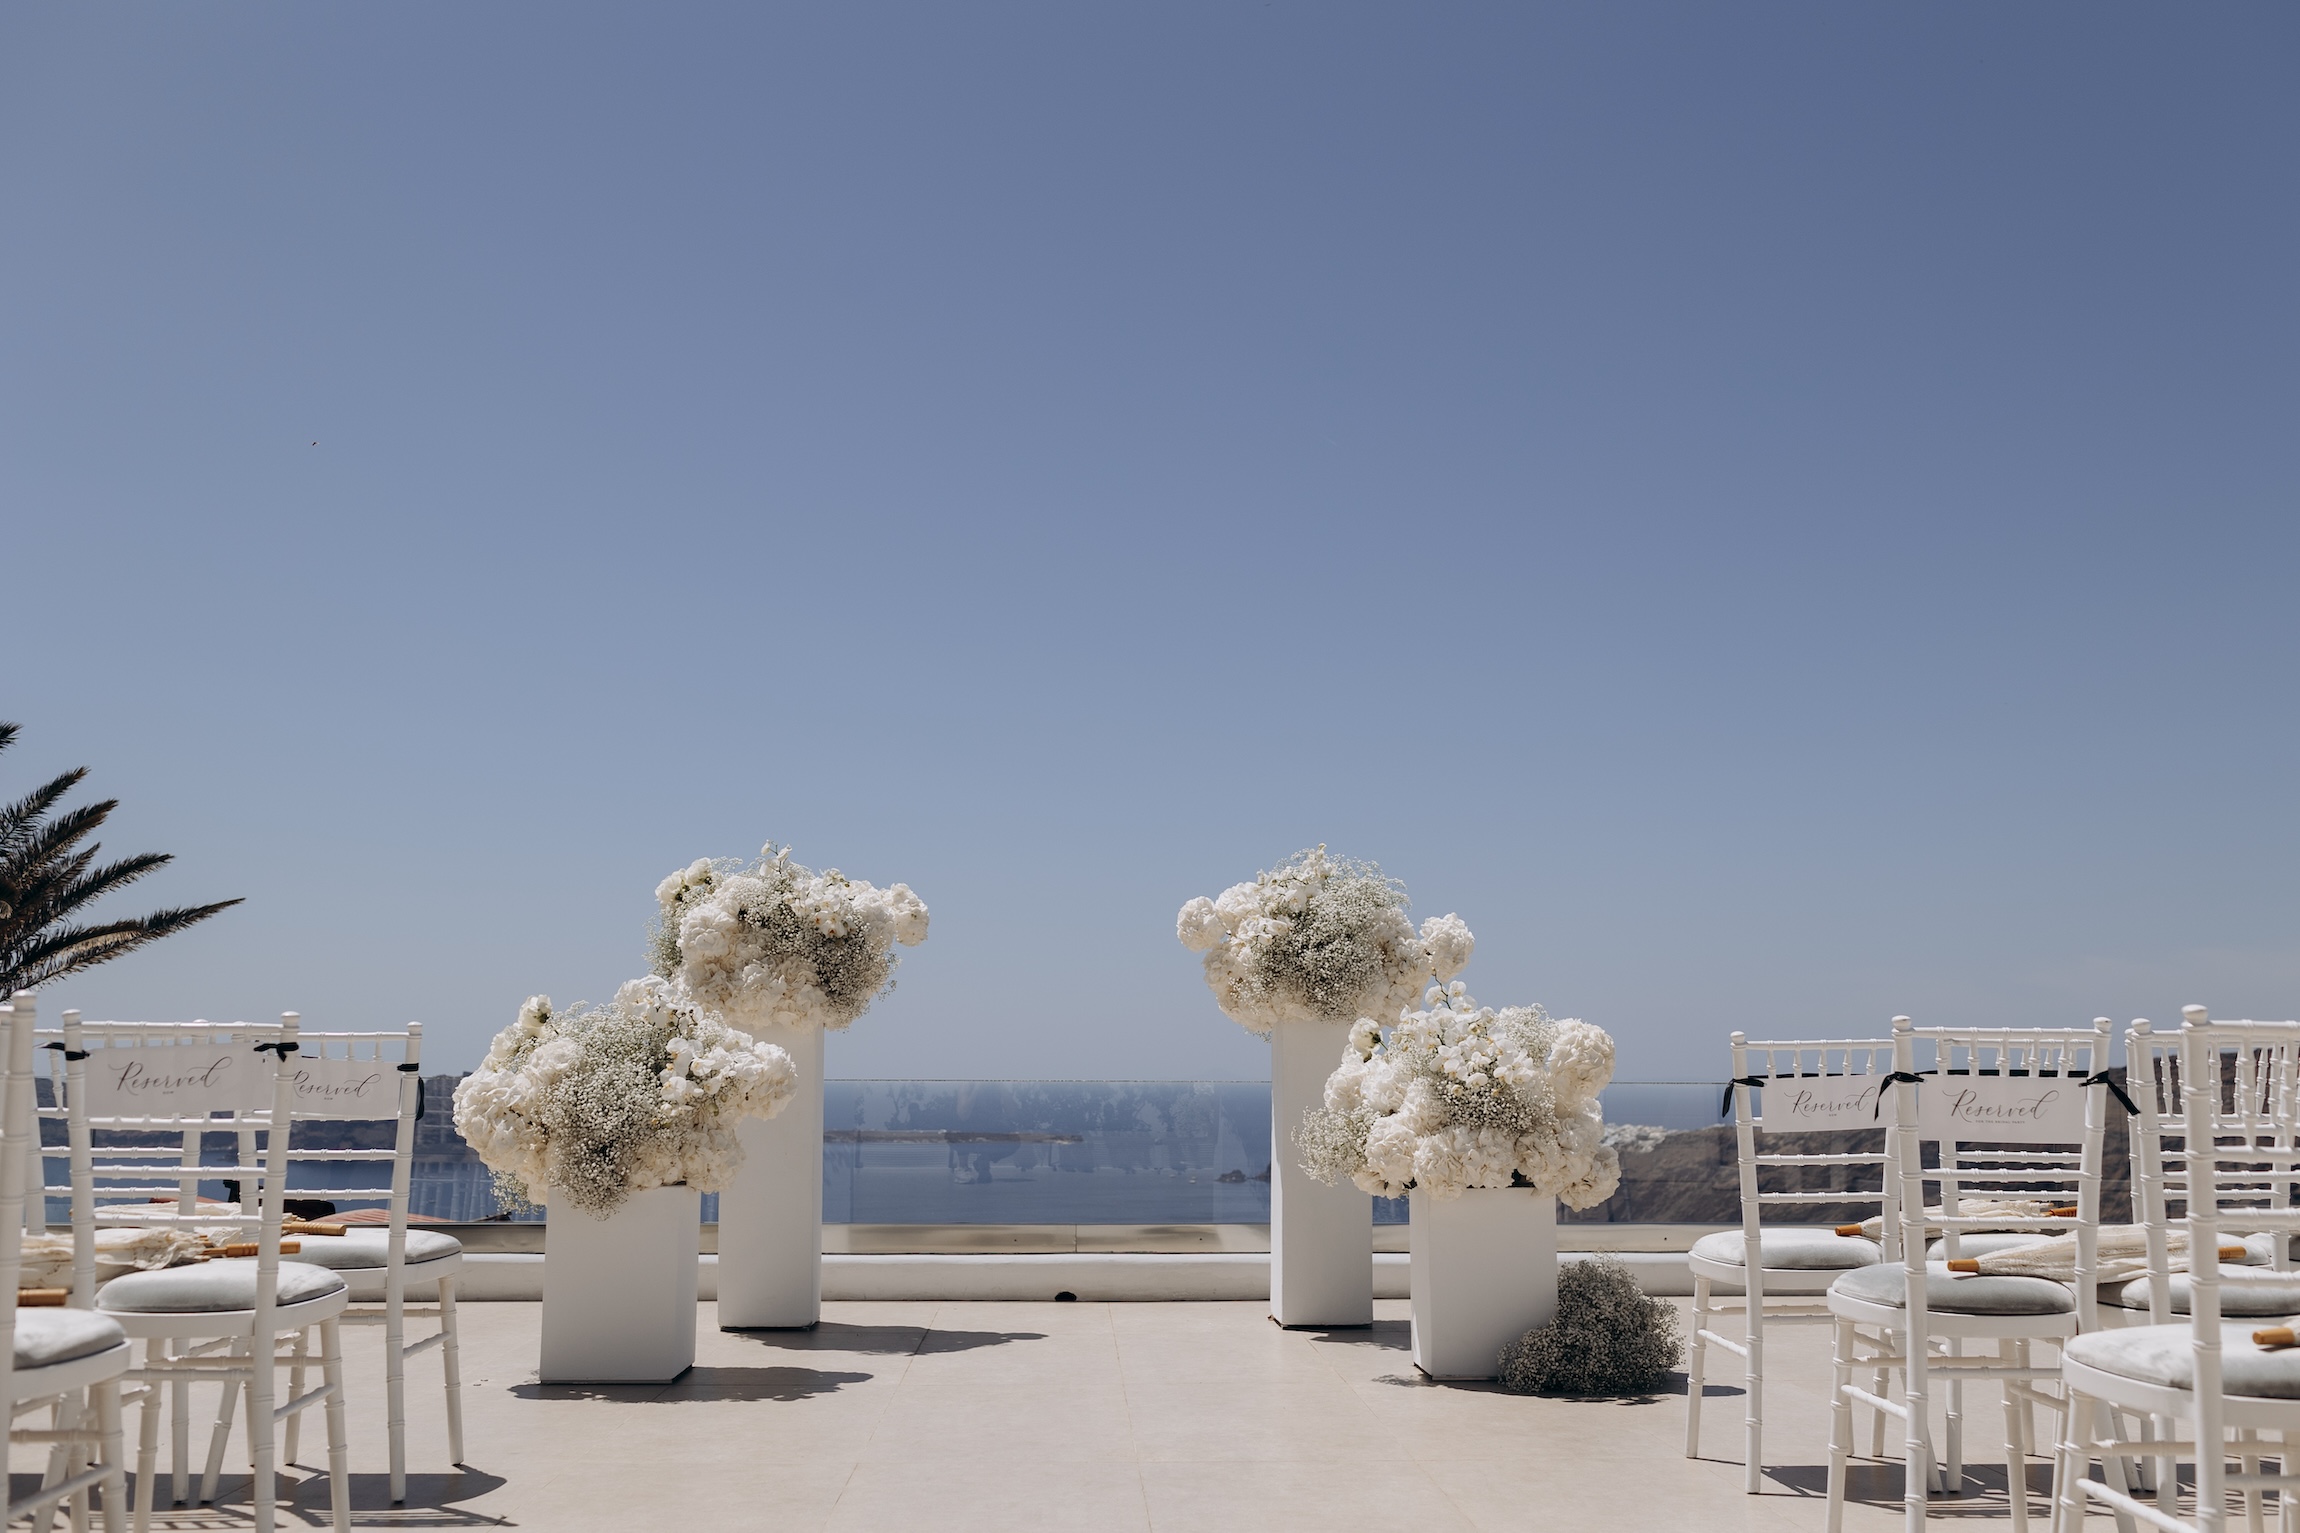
[320,1318,350,1533]
[1828,1318,1855,1533]
[2004,1367,2029,1533]
[168,1352,189,1508]
[1745,1291,1765,1494]
[1871,1358,1892,1460]
[1684,1277,1710,1458]
[2241,1428,2265,1533]
[95,1379,125,1533]
[1946,1336,1965,1494]
[388,1292,408,1504]
[282,1327,308,1467]
[247,1326,277,1533]
[440,1275,466,1466]
[1903,1335,1931,1533]
[198,1341,245,1506]
[133,1372,161,1533]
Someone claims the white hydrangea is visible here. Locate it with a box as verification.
[452,979,799,1217]
[653,843,930,1033]
[1293,988,1622,1209]
[1174,847,1473,1037]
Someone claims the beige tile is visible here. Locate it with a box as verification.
[861,1380,1140,1463]
[827,1457,1150,1532]
[1142,1458,1477,1533]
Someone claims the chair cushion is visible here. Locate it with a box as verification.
[2101,1269,2300,1317]
[2238,1232,2285,1267]
[98,1258,346,1314]
[1928,1233,2064,1262]
[15,1309,127,1369]
[1830,1261,2077,1316]
[2067,1323,2300,1400]
[1691,1230,1881,1271]
[282,1230,462,1272]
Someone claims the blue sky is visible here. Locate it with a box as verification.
[3,5,2294,1082]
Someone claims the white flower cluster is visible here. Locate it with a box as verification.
[1297,985,1622,1208]
[1175,847,1472,1036]
[654,844,929,1033]
[451,978,798,1217]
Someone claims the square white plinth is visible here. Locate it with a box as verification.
[1270,1017,1373,1328]
[1409,1186,1557,1379]
[541,1184,700,1383]
[715,1023,824,1329]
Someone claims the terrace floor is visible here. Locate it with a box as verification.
[14,1298,2064,1531]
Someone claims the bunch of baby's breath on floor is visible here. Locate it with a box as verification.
[1497,1256,1682,1395]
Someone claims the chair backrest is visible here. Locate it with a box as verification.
[272,1025,427,1290]
[2130,1014,2300,1293]
[1,993,39,1409]
[1724,1032,1902,1258]
[1892,1016,2116,1326]
[37,1010,309,1311]
[2174,1009,2300,1517]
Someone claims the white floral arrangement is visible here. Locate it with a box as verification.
[1295,984,1622,1208]
[451,976,798,1217]
[652,843,929,1032]
[1175,846,1473,1036]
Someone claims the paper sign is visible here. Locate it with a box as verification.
[1918,1074,2088,1145]
[1755,1076,1884,1133]
[76,1044,271,1117]
[285,1057,402,1120]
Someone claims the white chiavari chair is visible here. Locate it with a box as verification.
[1690,1032,1901,1492]
[42,1010,351,1533]
[2054,1009,2300,1533]
[1826,1016,2115,1533]
[264,1024,463,1503]
[3,992,130,1533]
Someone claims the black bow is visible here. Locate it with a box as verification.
[398,1061,425,1121]
[253,1041,300,1057]
[1874,1070,1932,1119]
[1719,1076,1770,1115]
[41,1042,89,1062]
[2081,1070,2139,1116]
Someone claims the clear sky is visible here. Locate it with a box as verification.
[4,5,2294,1083]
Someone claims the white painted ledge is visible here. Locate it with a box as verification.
[451,1249,1701,1304]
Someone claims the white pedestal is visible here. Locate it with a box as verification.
[1409,1186,1557,1379]
[540,1184,700,1383]
[1270,1018,1373,1328]
[715,1023,823,1329]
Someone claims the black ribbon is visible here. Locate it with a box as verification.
[1719,1076,1770,1115]
[1874,1070,1932,1119]
[398,1062,425,1121]
[41,1043,89,1061]
[252,1041,300,1057]
[2081,1070,2139,1116]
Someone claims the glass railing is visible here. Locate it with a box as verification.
[48,1077,1743,1227]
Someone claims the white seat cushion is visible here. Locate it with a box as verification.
[1691,1230,1881,1271]
[1928,1233,2064,1262]
[2068,1323,2300,1400]
[284,1230,462,1272]
[2101,1269,2300,1317]
[15,1309,127,1369]
[1831,1261,2076,1317]
[98,1259,346,1315]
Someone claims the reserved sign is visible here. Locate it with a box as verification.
[1756,1077,1884,1133]
[1918,1074,2087,1145]
[78,1046,270,1117]
[286,1057,400,1120]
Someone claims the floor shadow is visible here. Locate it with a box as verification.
[723,1321,1045,1357]
[52,1468,518,1527]
[509,1366,871,1404]
[915,1329,1048,1355]
[1298,1320,1413,1349]
[1768,1459,2058,1512]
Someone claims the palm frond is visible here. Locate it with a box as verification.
[0,768,92,863]
[2,900,244,995]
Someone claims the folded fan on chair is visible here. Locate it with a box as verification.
[1942,1225,2244,1282]
[1834,1198,2076,1241]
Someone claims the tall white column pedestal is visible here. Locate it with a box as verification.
[1269,1017,1373,1328]
[540,1184,700,1383]
[1409,1186,1557,1379]
[716,1023,824,1329]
